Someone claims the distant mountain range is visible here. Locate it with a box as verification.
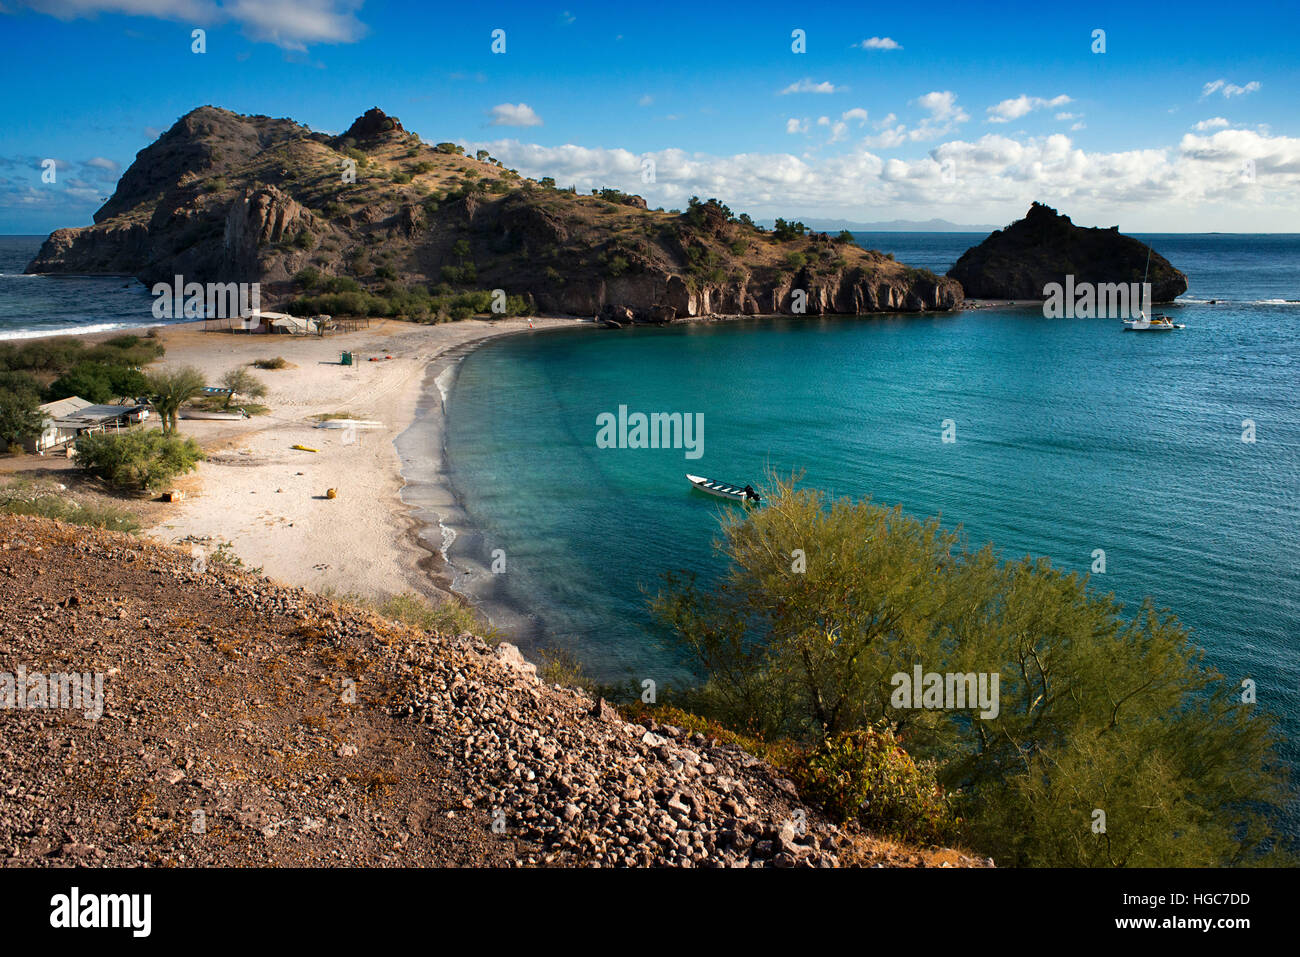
[799,218,1000,233]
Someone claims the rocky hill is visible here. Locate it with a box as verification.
[26,106,962,321]
[947,202,1187,302]
[0,513,991,867]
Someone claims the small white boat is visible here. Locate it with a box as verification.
[313,419,385,430]
[1124,245,1185,331]
[180,409,248,420]
[1123,314,1184,331]
[686,473,761,504]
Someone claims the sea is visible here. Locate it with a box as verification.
[439,232,1300,832]
[0,236,159,341]
[6,230,1299,830]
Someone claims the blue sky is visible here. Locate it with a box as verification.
[1,0,1297,232]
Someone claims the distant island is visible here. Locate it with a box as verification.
[947,202,1188,302]
[26,106,962,321]
[802,218,1000,232]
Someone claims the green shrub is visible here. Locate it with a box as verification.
[360,592,492,639]
[47,362,147,404]
[253,357,287,370]
[652,475,1287,866]
[795,725,956,843]
[75,429,204,492]
[0,482,140,532]
[773,217,807,241]
[219,367,267,407]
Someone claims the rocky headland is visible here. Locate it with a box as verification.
[947,202,1188,302]
[26,106,962,321]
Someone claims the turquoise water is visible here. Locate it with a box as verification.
[445,233,1300,825]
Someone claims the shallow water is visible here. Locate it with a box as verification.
[445,233,1300,826]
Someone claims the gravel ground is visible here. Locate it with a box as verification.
[0,514,989,868]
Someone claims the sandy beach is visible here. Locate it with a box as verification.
[111,316,586,605]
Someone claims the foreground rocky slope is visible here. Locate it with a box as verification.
[28,106,962,320]
[947,202,1188,302]
[0,514,988,867]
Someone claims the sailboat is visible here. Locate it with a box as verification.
[1123,245,1185,331]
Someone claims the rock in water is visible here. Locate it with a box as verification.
[947,202,1187,302]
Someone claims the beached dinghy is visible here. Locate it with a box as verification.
[686,474,761,504]
[180,409,248,420]
[313,419,385,430]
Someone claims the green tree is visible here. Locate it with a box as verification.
[146,366,207,435]
[219,368,268,409]
[47,361,148,404]
[0,372,47,449]
[75,429,203,491]
[773,218,808,241]
[652,476,1287,867]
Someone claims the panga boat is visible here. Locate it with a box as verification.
[686,474,761,504]
[313,419,385,430]
[180,409,248,420]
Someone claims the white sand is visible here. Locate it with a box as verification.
[143,317,583,604]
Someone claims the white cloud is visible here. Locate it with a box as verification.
[488,103,543,127]
[225,0,366,50]
[854,36,901,50]
[1202,79,1261,99]
[841,108,869,126]
[1194,117,1231,131]
[779,78,843,95]
[785,117,808,135]
[17,0,368,50]
[1055,112,1078,120]
[987,94,1072,123]
[863,126,907,149]
[906,91,969,141]
[637,94,653,107]
[471,126,1300,228]
[917,91,965,122]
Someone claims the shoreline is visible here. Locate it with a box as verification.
[35,316,591,609]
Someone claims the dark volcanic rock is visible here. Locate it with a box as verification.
[947,202,1187,302]
[338,107,406,144]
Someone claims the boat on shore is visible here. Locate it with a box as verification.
[180,409,248,420]
[313,419,385,430]
[686,473,761,504]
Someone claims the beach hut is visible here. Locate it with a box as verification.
[24,396,150,454]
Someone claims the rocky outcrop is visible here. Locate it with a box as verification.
[221,186,313,279]
[340,106,406,144]
[26,104,964,319]
[948,202,1187,302]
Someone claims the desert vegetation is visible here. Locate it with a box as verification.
[650,476,1287,866]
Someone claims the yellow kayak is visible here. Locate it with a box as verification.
[291,444,319,453]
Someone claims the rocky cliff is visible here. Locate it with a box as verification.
[947,202,1187,302]
[27,106,962,320]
